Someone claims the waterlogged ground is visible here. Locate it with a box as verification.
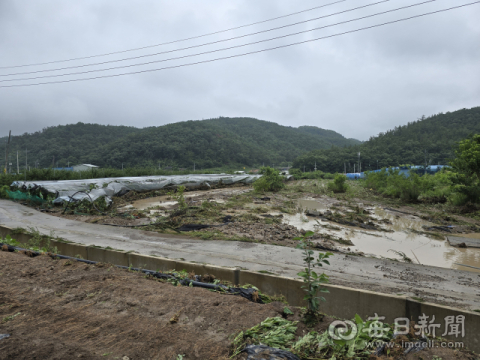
[286,198,480,273]
[30,179,480,273]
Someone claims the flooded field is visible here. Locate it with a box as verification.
[285,198,480,273]
[130,186,249,210]
[41,181,480,274]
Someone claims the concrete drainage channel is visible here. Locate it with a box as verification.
[1,224,479,353]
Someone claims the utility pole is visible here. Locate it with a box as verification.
[314,162,317,172]
[358,152,361,173]
[4,131,11,174]
[25,148,27,181]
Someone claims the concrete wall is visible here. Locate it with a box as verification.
[1,225,479,353]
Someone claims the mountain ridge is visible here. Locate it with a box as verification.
[2,117,360,169]
[293,106,480,173]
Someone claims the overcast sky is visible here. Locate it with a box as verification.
[0,0,479,141]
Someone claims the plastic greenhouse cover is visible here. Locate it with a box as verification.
[11,174,262,205]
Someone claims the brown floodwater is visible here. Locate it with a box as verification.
[284,199,480,273]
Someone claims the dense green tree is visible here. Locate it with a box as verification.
[293,107,480,173]
[449,134,480,204]
[1,118,359,170]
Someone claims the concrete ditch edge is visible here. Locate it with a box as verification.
[0,224,478,353]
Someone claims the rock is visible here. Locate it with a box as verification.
[305,209,321,216]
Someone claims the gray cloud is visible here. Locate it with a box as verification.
[1,0,479,140]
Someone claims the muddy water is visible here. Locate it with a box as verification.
[131,187,248,210]
[284,199,480,273]
[132,198,178,210]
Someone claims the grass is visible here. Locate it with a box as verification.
[2,312,21,323]
[410,296,425,302]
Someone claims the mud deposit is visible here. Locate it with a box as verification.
[0,250,288,359]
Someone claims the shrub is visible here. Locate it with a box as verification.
[327,174,348,193]
[0,185,10,199]
[449,134,480,205]
[253,167,285,192]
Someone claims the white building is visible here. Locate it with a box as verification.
[72,164,99,172]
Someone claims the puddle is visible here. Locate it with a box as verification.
[297,199,329,212]
[283,199,480,273]
[132,198,178,210]
[209,199,226,204]
[130,186,248,210]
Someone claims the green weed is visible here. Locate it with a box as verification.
[295,231,332,323]
[2,312,21,323]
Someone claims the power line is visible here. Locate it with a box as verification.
[1,0,392,77]
[0,0,348,70]
[1,1,478,88]
[1,0,437,83]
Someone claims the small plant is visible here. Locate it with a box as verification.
[283,307,294,315]
[295,231,332,322]
[0,234,21,247]
[0,185,10,199]
[328,174,348,193]
[388,249,413,263]
[2,312,21,323]
[169,185,187,210]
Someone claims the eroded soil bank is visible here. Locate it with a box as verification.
[0,250,477,360]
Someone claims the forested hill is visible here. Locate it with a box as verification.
[3,117,360,169]
[293,106,480,173]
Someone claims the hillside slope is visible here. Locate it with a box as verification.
[3,117,359,169]
[293,107,480,173]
